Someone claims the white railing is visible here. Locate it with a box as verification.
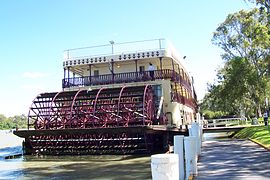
[203,117,248,128]
[63,38,167,60]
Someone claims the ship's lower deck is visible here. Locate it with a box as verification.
[14,125,188,155]
[15,84,192,155]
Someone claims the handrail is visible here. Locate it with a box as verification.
[62,69,192,92]
[204,117,248,128]
[63,38,166,60]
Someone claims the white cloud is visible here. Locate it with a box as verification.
[22,72,54,79]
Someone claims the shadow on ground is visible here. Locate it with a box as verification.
[195,139,270,179]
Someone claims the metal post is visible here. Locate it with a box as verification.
[89,64,92,86]
[159,57,163,78]
[67,67,70,87]
[63,68,66,89]
[73,72,75,85]
[67,50,70,59]
[135,59,138,81]
[159,39,162,49]
[112,62,115,83]
[110,40,114,54]
[171,58,175,80]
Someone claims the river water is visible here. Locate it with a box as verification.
[0,130,151,180]
[0,130,232,179]
[203,132,231,141]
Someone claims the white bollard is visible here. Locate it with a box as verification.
[196,122,202,156]
[151,154,179,180]
[196,113,201,123]
[174,135,185,180]
[184,136,197,179]
[201,116,205,141]
[199,123,203,146]
[189,122,201,156]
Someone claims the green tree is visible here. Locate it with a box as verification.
[9,114,28,129]
[246,0,270,12]
[202,57,266,118]
[0,114,28,130]
[203,8,270,118]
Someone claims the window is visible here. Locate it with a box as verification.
[94,70,99,77]
[139,66,145,72]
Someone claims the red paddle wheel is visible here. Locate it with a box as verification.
[24,85,156,155]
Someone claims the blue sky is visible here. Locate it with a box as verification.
[0,0,252,116]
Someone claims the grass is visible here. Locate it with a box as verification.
[233,126,270,148]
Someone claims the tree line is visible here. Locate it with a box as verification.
[0,114,28,130]
[201,0,270,119]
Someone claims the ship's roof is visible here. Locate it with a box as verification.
[62,38,191,78]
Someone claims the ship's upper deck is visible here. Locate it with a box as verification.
[61,39,197,109]
[62,39,190,77]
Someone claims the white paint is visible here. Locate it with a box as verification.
[151,154,179,180]
[184,136,197,179]
[174,135,185,180]
[189,122,202,156]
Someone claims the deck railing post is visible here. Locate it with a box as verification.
[67,67,70,87]
[89,64,92,86]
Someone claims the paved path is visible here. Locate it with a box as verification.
[195,139,270,180]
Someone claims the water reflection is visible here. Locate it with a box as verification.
[203,132,231,141]
[1,154,151,179]
[0,131,232,179]
[0,131,151,180]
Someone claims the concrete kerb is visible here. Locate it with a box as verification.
[248,138,270,151]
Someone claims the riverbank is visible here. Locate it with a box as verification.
[233,126,270,149]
